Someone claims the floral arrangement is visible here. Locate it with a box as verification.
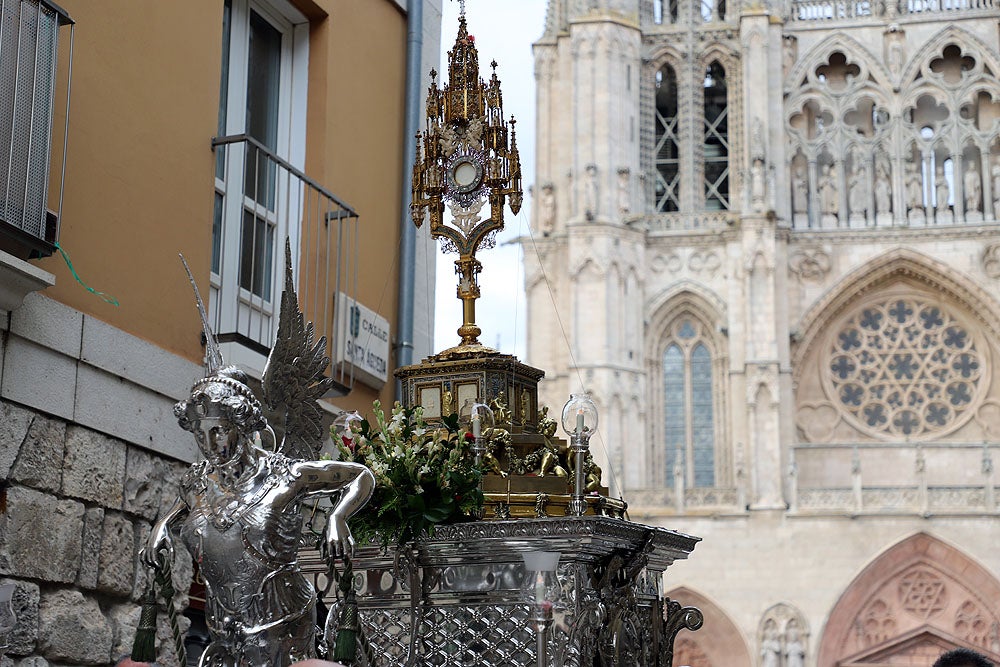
[334,401,484,547]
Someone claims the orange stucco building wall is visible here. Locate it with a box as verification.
[36,0,409,410]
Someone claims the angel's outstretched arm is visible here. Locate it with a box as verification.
[294,459,375,557]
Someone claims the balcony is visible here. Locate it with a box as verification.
[210,134,362,394]
[790,441,999,515]
[0,0,73,259]
[788,0,997,21]
[629,211,738,233]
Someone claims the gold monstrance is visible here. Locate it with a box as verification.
[398,9,621,518]
[410,9,522,358]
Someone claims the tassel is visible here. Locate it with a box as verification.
[130,586,159,663]
[331,557,359,664]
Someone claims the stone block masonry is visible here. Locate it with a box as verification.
[0,399,192,667]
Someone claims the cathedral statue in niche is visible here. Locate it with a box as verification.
[617,167,631,216]
[820,164,839,223]
[761,620,781,667]
[782,35,797,77]
[992,155,1000,220]
[875,161,892,220]
[965,160,982,215]
[905,160,922,209]
[792,163,808,215]
[538,182,556,236]
[785,622,806,667]
[936,164,952,223]
[886,36,904,77]
[848,164,868,220]
[584,163,599,221]
[752,157,767,212]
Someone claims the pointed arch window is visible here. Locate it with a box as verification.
[703,61,729,210]
[655,64,680,212]
[663,318,716,487]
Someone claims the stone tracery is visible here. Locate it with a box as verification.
[824,292,988,439]
[785,28,1000,227]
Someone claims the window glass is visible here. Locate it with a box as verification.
[691,344,715,487]
[664,344,685,478]
[663,323,717,488]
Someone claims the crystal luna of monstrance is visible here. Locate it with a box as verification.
[410,10,522,356]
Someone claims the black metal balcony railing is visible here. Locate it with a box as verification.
[210,134,361,394]
[0,0,73,257]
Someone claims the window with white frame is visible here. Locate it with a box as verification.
[211,0,308,355]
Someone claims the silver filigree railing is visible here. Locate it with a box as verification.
[303,516,703,667]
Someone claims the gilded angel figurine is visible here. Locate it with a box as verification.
[142,247,374,667]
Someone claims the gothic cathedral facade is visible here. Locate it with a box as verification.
[525,0,1000,664]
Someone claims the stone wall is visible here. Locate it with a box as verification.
[0,399,193,667]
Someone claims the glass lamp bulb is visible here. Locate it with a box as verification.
[460,399,494,438]
[561,393,599,437]
[520,551,561,608]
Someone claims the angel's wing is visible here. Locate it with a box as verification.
[261,240,333,459]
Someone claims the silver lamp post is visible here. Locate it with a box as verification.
[561,394,599,516]
[461,399,495,518]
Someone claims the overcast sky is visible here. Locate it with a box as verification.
[432,1,547,360]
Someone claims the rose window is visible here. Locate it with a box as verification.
[826,297,987,438]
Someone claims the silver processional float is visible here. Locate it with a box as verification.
[137,8,703,667]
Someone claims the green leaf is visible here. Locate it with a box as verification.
[441,413,460,432]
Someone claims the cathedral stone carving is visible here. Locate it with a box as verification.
[848,164,868,223]
[936,164,952,223]
[964,160,982,215]
[526,6,1000,665]
[982,243,1000,279]
[792,162,808,216]
[825,293,987,439]
[820,164,839,223]
[617,167,631,216]
[585,163,599,220]
[759,603,810,667]
[539,182,556,236]
[991,155,1000,220]
[788,247,831,283]
[874,159,892,221]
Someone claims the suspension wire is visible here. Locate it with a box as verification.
[515,209,626,503]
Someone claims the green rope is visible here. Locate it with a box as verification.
[331,556,359,664]
[153,554,187,667]
[54,241,119,306]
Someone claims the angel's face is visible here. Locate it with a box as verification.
[188,395,240,466]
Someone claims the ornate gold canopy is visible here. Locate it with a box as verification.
[410,10,522,356]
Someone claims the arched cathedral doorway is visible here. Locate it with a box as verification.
[665,586,751,666]
[817,533,1000,667]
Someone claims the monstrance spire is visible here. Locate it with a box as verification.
[410,7,522,357]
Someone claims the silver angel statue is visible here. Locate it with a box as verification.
[143,247,374,667]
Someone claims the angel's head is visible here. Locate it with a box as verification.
[175,366,265,465]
